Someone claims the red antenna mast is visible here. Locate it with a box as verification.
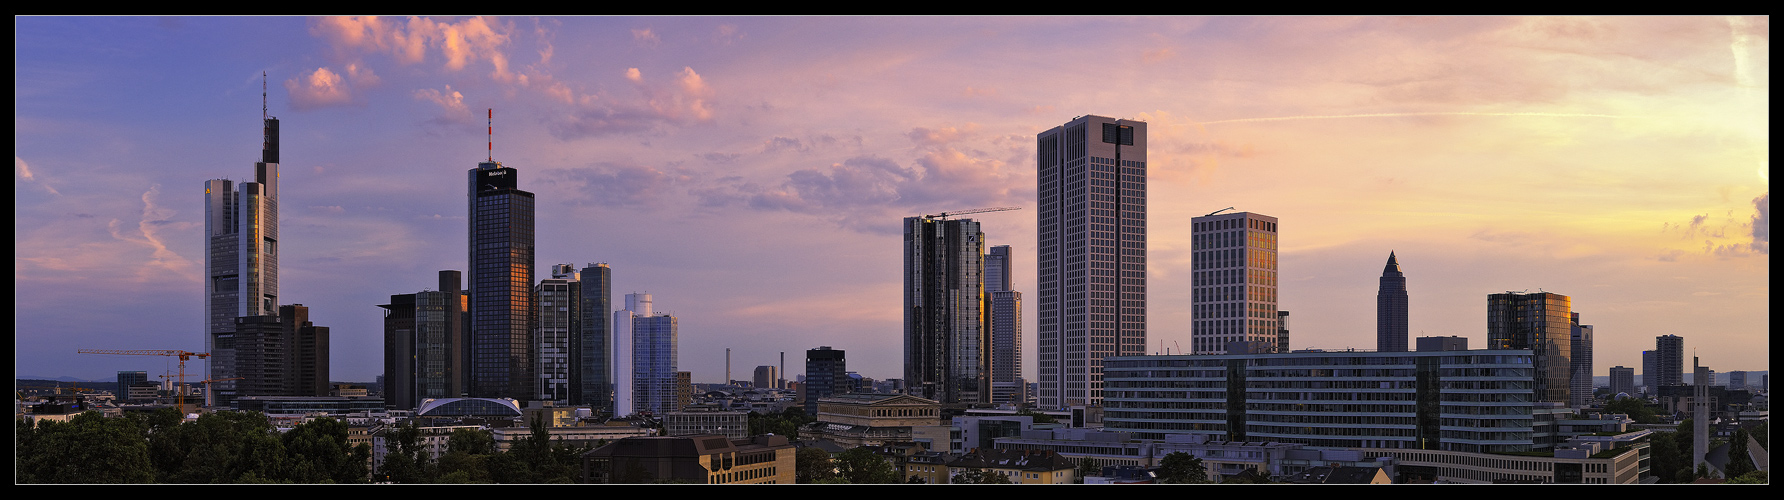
[488,108,493,162]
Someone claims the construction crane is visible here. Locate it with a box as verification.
[919,206,1022,221]
[78,349,210,410]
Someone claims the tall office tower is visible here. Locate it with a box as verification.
[380,271,467,411]
[613,294,644,416]
[675,371,693,411]
[1276,310,1291,353]
[575,263,613,413]
[1487,291,1572,404]
[623,293,678,415]
[903,216,987,404]
[1036,115,1148,408]
[1655,335,1684,388]
[804,346,847,415]
[986,245,1025,405]
[1189,211,1280,355]
[535,264,580,402]
[1641,350,1656,393]
[1377,252,1409,352]
[234,304,329,398]
[1570,312,1594,408]
[1609,366,1635,397]
[754,366,779,390]
[205,114,281,407]
[468,158,536,399]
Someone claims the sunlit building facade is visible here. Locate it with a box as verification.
[1189,211,1280,354]
[468,159,536,399]
[1036,115,1148,408]
[205,115,281,407]
[1487,291,1571,405]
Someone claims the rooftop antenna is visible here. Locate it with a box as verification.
[487,108,494,162]
[261,72,267,122]
[1206,207,1236,217]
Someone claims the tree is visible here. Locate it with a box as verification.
[1077,457,1100,483]
[1726,427,1756,478]
[1157,452,1211,484]
[1725,470,1768,484]
[1603,396,1659,424]
[281,417,370,484]
[16,412,156,483]
[795,446,837,484]
[833,447,898,484]
[1648,432,1685,483]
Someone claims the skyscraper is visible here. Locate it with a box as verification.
[381,270,467,410]
[903,216,986,404]
[621,293,678,415]
[1377,252,1409,352]
[1036,115,1148,408]
[576,263,613,413]
[804,346,847,415]
[1641,350,1656,393]
[234,304,328,398]
[535,265,580,402]
[986,245,1024,405]
[205,113,281,407]
[1570,312,1594,408]
[1655,335,1684,389]
[1189,211,1280,355]
[1487,291,1572,404]
[468,158,536,399]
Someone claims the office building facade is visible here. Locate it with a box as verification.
[1036,115,1148,408]
[1609,366,1635,397]
[625,293,678,415]
[903,216,987,404]
[1190,211,1281,355]
[205,114,281,407]
[1487,291,1572,404]
[234,304,329,398]
[468,159,536,399]
[1103,349,1540,453]
[576,263,613,413]
[754,366,780,390]
[804,346,847,415]
[1377,252,1409,352]
[536,265,580,402]
[381,270,468,411]
[986,245,1025,405]
[1570,313,1594,408]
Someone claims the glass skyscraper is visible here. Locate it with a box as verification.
[468,160,535,399]
[986,245,1024,405]
[576,263,613,414]
[1488,291,1572,404]
[1036,115,1147,409]
[205,114,280,407]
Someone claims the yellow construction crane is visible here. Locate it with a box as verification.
[919,206,1022,220]
[77,349,210,410]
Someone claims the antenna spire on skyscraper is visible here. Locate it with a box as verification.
[488,108,493,162]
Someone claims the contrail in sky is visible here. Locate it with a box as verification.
[1194,111,1633,126]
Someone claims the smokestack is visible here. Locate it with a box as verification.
[779,352,785,389]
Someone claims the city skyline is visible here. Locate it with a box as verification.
[16,16,1768,385]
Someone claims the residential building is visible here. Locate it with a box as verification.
[1378,252,1408,352]
[1035,114,1148,408]
[1654,335,1684,389]
[468,157,536,400]
[536,264,579,402]
[576,263,612,412]
[380,271,467,410]
[1276,310,1290,354]
[1190,211,1281,355]
[903,215,987,404]
[945,448,1078,484]
[581,434,796,484]
[676,371,693,412]
[1571,312,1594,408]
[1487,291,1572,404]
[204,113,282,407]
[1103,349,1541,452]
[803,346,847,416]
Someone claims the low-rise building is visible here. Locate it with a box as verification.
[581,434,796,484]
[804,394,948,448]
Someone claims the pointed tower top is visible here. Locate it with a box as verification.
[1384,251,1402,275]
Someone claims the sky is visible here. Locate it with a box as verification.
[15,16,1769,386]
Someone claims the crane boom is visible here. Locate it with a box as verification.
[920,206,1022,220]
[79,349,211,410]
